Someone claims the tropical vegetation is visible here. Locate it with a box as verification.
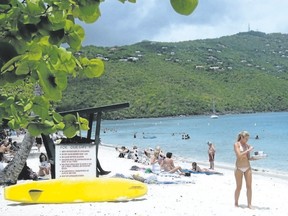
[58,31,288,119]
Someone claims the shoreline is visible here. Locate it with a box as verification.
[101,143,288,181]
[7,134,288,180]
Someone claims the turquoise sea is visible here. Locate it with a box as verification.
[89,112,288,175]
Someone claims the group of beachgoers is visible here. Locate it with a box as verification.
[116,130,258,209]
[0,130,51,180]
[115,144,220,176]
[115,145,149,164]
[0,130,22,171]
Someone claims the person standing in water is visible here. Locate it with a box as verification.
[234,131,254,209]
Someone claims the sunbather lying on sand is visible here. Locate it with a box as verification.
[190,162,223,175]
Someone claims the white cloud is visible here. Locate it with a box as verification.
[81,0,288,47]
[151,22,246,43]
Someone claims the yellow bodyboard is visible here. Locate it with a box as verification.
[4,177,147,203]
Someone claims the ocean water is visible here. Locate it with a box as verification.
[88,112,288,174]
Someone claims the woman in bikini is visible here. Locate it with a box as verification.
[234,131,254,209]
[207,141,216,170]
[150,147,165,173]
[38,153,51,177]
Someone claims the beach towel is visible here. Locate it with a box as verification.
[112,172,195,185]
[182,169,223,175]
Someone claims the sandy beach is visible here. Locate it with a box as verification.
[1,136,288,216]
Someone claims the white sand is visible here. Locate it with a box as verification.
[1,137,288,216]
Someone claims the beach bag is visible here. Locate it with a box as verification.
[130,165,140,171]
[18,163,38,180]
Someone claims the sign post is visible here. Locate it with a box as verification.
[55,143,96,178]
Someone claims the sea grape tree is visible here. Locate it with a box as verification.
[0,0,106,138]
[0,0,198,138]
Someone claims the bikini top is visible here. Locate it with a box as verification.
[239,144,247,153]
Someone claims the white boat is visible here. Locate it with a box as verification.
[210,99,219,119]
[210,114,219,119]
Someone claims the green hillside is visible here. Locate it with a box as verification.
[56,31,288,119]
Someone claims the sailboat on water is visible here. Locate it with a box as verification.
[210,99,219,119]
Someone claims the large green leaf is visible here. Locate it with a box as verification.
[15,61,30,75]
[26,0,45,15]
[27,122,57,136]
[55,71,68,90]
[8,119,21,130]
[37,62,66,101]
[47,46,61,65]
[27,43,43,61]
[170,0,198,16]
[76,112,89,131]
[53,47,76,73]
[74,1,101,24]
[55,122,65,131]
[15,60,38,75]
[27,123,42,136]
[65,24,85,50]
[52,0,73,10]
[52,111,63,123]
[32,96,50,119]
[63,114,80,138]
[82,58,105,78]
[48,10,66,31]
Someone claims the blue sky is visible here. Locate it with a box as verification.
[80,0,288,47]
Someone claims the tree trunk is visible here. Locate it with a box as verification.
[0,132,35,185]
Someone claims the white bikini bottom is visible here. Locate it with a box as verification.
[236,167,250,173]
